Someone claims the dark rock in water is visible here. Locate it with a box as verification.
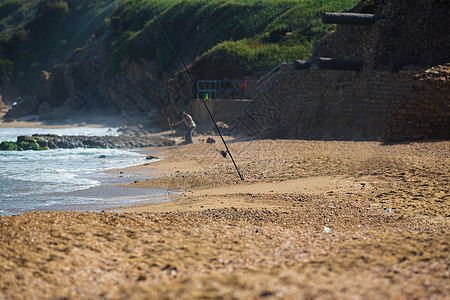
[0,141,17,151]
[1,128,176,151]
[0,136,49,151]
[28,133,175,149]
[146,155,159,160]
[98,155,107,158]
[17,136,36,144]
[35,138,48,148]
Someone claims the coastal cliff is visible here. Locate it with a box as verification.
[1,0,448,142]
[1,0,358,121]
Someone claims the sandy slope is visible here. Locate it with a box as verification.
[0,138,449,299]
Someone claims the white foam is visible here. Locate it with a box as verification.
[0,127,120,142]
[0,127,157,215]
[0,146,147,214]
[3,148,143,184]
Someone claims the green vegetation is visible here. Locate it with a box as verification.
[0,58,14,76]
[206,0,359,74]
[0,136,49,151]
[0,0,121,93]
[0,0,45,39]
[107,0,359,76]
[0,0,360,94]
[0,141,18,151]
[0,0,23,20]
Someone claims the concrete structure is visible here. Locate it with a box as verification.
[190,99,251,133]
[227,0,449,141]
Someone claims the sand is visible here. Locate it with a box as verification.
[0,133,449,299]
[0,108,151,129]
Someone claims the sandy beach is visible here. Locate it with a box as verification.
[0,131,449,298]
[0,107,152,129]
[0,0,448,297]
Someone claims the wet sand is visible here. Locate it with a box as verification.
[1,138,449,299]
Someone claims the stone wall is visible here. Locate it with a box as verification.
[190,99,252,133]
[228,0,449,141]
[237,64,416,140]
[315,0,450,71]
[382,64,450,142]
[236,61,449,142]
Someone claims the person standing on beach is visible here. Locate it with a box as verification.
[171,112,196,144]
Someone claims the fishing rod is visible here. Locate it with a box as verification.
[144,70,175,143]
[151,20,176,143]
[149,5,244,181]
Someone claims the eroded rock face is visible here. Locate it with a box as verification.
[382,64,450,143]
[5,36,167,121]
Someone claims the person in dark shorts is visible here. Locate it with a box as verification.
[171,112,196,144]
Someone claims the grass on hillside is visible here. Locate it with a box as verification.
[0,0,121,92]
[0,0,360,94]
[206,0,359,75]
[0,0,38,38]
[107,0,359,76]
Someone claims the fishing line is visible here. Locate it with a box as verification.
[149,5,244,181]
[152,20,175,142]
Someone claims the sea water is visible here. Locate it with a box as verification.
[0,127,173,216]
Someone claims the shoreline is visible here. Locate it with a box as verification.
[0,119,180,215]
[0,145,167,216]
[0,113,113,128]
[1,119,448,217]
[0,108,156,129]
[1,127,449,298]
[111,139,449,217]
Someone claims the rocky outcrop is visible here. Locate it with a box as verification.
[0,126,175,151]
[382,64,450,142]
[0,132,174,150]
[0,136,48,151]
[30,133,175,149]
[4,33,168,121]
